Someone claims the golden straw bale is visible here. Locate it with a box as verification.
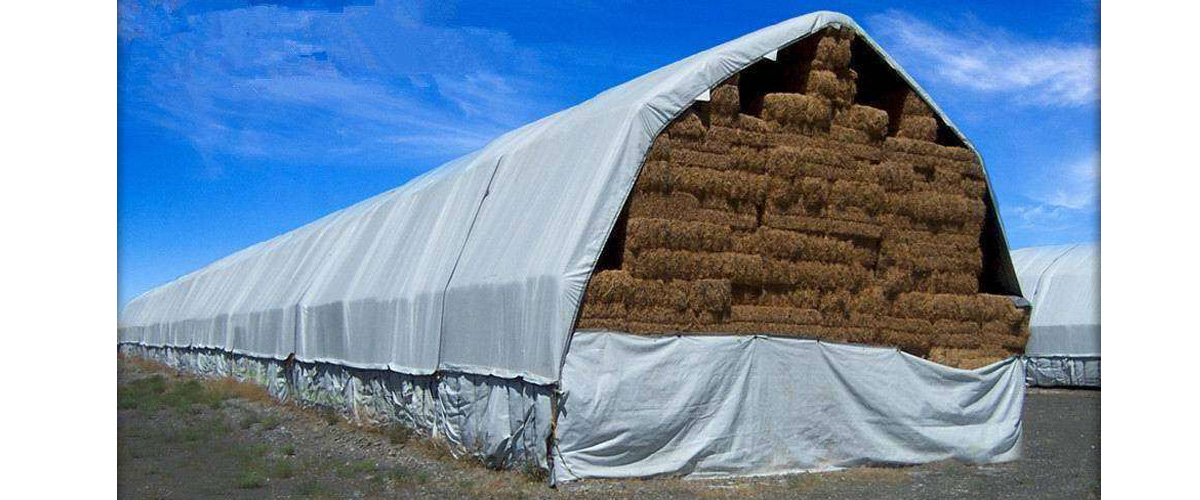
[674,165,769,203]
[736,228,871,266]
[665,110,707,142]
[885,192,986,226]
[760,210,884,240]
[828,179,886,215]
[647,136,671,161]
[761,258,869,291]
[917,272,979,294]
[871,161,919,191]
[584,270,634,304]
[689,279,732,312]
[579,300,626,319]
[731,305,823,325]
[804,70,856,107]
[626,218,734,254]
[833,105,889,141]
[767,176,828,212]
[577,317,628,331]
[706,124,775,149]
[630,249,764,284]
[813,36,852,70]
[627,193,759,229]
[709,84,741,125]
[759,288,822,309]
[902,92,935,117]
[763,93,833,131]
[627,321,691,335]
[896,116,939,142]
[671,146,763,173]
[623,279,690,310]
[883,137,977,162]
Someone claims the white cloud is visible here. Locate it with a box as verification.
[868,10,1098,107]
[1008,154,1099,238]
[119,0,559,169]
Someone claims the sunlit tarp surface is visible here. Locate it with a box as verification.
[1011,243,1100,387]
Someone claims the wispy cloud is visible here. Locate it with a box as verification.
[868,10,1098,107]
[1009,154,1099,238]
[119,0,561,171]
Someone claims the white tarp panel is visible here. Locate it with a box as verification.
[1011,243,1100,357]
[553,331,1025,481]
[1010,243,1100,387]
[119,10,1020,387]
[119,344,553,469]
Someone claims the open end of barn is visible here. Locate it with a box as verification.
[119,11,1029,485]
[579,24,1029,370]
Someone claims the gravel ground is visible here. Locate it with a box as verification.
[118,356,1099,499]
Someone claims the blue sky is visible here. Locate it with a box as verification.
[118,0,1099,308]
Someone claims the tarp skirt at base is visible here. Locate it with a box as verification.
[552,331,1025,482]
[118,344,553,470]
[1023,356,1100,388]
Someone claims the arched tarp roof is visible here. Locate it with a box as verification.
[1011,243,1100,357]
[119,11,1021,385]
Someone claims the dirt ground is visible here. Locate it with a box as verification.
[117,356,1099,499]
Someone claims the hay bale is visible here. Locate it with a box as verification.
[762,93,832,131]
[896,116,939,142]
[627,306,704,325]
[579,300,626,319]
[628,192,759,229]
[636,160,680,193]
[689,279,732,312]
[630,249,764,285]
[879,238,983,275]
[883,137,977,162]
[706,124,775,149]
[917,272,979,295]
[731,305,823,325]
[665,110,707,142]
[871,161,919,191]
[627,321,691,335]
[762,147,862,182]
[577,317,628,331]
[768,176,828,213]
[735,228,871,266]
[832,105,889,140]
[709,84,741,125]
[772,130,885,162]
[647,136,671,161]
[885,192,986,226]
[828,179,885,215]
[583,270,634,304]
[813,36,852,71]
[623,279,690,311]
[670,165,769,203]
[760,210,884,240]
[804,70,856,107]
[762,258,869,291]
[876,329,932,356]
[759,288,821,309]
[626,218,734,254]
[848,287,888,314]
[902,92,935,117]
[672,146,763,173]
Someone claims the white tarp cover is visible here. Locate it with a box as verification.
[119,10,1020,387]
[553,332,1025,481]
[1011,243,1100,357]
[1010,243,1100,387]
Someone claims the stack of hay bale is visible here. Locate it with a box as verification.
[578,28,1028,369]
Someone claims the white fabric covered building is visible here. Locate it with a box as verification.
[119,11,1029,482]
[1012,243,1100,387]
